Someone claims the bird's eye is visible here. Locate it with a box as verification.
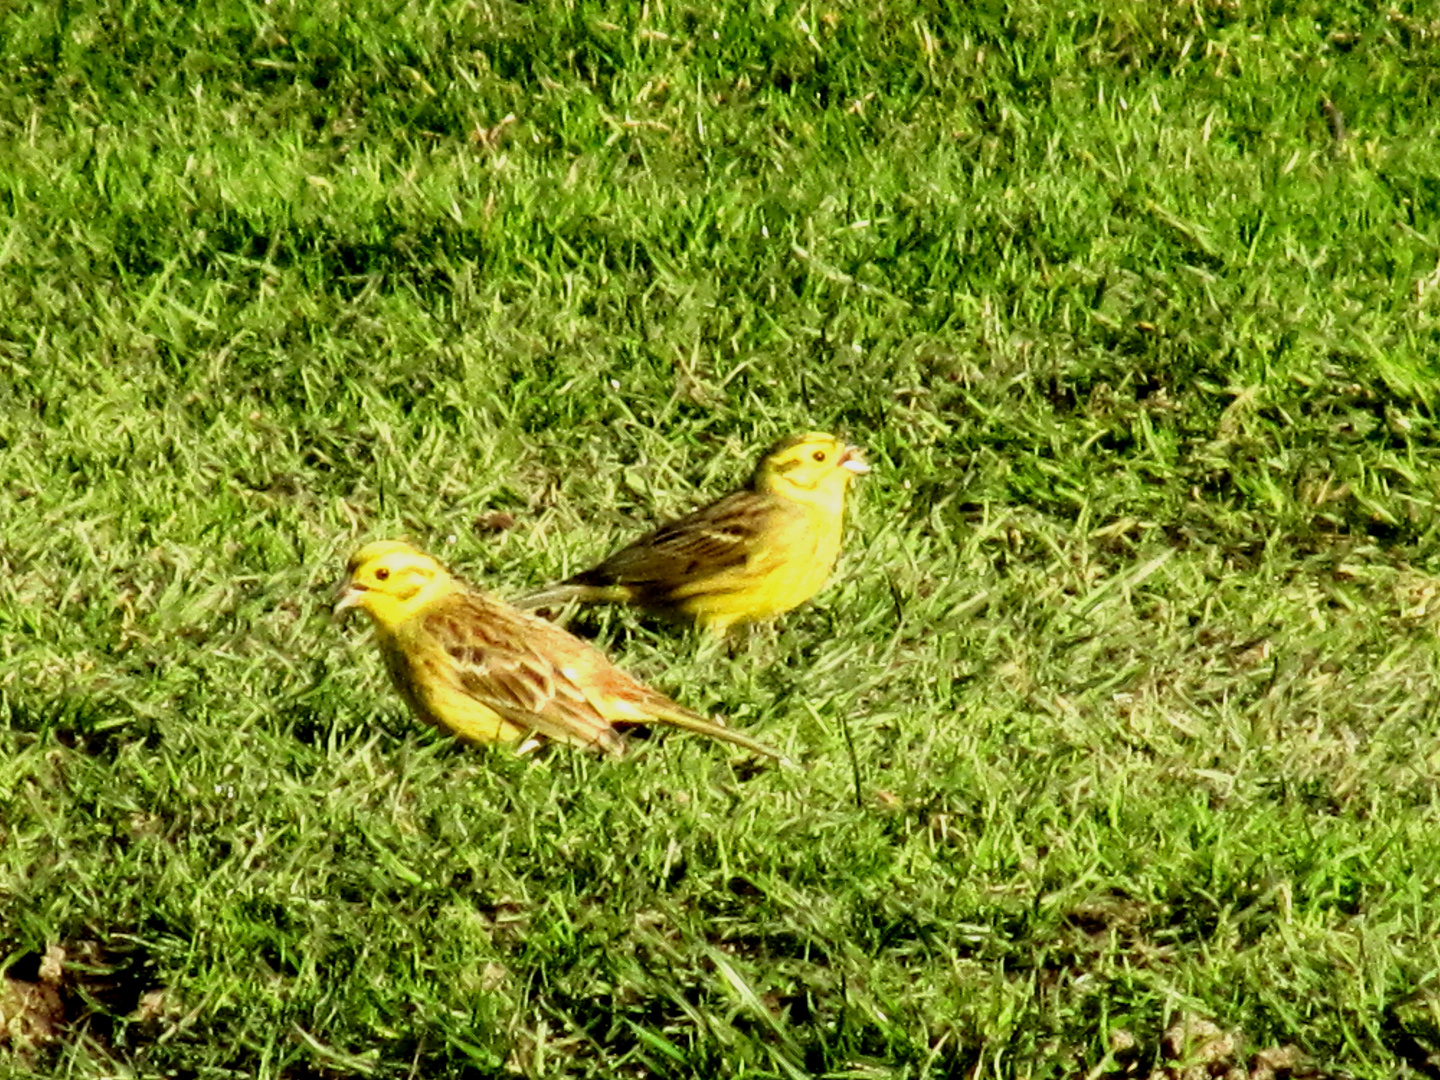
[375,567,390,581]
[812,450,827,462]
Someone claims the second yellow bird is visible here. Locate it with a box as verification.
[335,540,783,759]
[519,432,869,634]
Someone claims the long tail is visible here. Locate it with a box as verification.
[650,704,789,763]
[510,583,629,611]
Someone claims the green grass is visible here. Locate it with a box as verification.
[3,0,1440,1076]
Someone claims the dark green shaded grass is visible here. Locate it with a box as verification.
[4,0,1440,1077]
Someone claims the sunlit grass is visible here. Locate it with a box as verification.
[2,0,1440,1077]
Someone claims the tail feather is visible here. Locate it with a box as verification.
[649,705,789,763]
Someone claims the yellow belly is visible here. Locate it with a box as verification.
[677,505,844,633]
[382,635,528,745]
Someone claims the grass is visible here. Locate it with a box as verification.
[3,0,1440,1075]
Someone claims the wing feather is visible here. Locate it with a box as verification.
[420,594,626,755]
[571,491,779,594]
[408,585,782,760]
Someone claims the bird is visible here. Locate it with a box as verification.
[516,432,869,635]
[334,539,784,759]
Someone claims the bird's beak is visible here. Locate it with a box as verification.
[333,579,365,616]
[840,445,870,475]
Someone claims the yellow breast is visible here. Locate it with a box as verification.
[677,502,845,633]
[379,626,527,746]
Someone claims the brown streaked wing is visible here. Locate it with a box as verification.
[421,592,625,755]
[577,491,775,586]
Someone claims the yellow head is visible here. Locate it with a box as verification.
[334,540,455,630]
[751,432,869,503]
